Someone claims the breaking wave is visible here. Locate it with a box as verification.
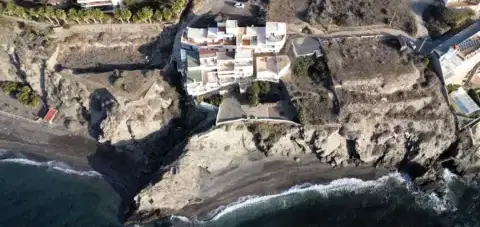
[0,150,101,177]
[169,171,468,227]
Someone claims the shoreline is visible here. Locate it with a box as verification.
[127,155,392,224]
[182,156,391,219]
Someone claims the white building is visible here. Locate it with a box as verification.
[450,87,480,115]
[436,30,480,85]
[444,0,480,12]
[180,20,288,96]
[76,0,122,10]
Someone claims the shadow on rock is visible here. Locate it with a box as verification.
[86,64,216,223]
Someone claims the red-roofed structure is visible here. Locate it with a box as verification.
[43,108,57,123]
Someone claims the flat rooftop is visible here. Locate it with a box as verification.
[292,37,322,57]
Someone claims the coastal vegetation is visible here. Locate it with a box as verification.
[0,0,186,25]
[1,81,41,107]
[423,3,475,37]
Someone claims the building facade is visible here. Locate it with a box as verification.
[436,30,480,85]
[180,20,288,96]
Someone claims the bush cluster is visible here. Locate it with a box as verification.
[423,4,475,37]
[248,81,271,106]
[0,0,186,25]
[293,56,315,78]
[1,81,41,107]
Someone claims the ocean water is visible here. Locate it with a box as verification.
[1,150,480,227]
[0,150,123,227]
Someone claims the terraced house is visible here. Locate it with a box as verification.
[179,20,289,96]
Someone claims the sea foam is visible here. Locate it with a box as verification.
[0,158,101,177]
[172,173,405,224]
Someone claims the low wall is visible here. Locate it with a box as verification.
[216,117,300,126]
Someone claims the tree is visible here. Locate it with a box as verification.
[55,9,67,24]
[92,8,105,23]
[5,2,16,16]
[171,0,185,16]
[113,8,124,23]
[44,6,56,24]
[121,8,132,23]
[137,7,153,23]
[28,8,40,20]
[153,10,162,22]
[258,81,271,94]
[79,9,92,23]
[1,81,20,95]
[162,8,172,21]
[293,56,314,77]
[14,5,27,19]
[249,81,260,106]
[67,8,81,24]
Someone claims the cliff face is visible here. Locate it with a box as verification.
[132,37,458,219]
[0,22,181,164]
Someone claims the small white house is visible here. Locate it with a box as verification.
[450,87,480,115]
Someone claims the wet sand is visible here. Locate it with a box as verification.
[179,155,391,219]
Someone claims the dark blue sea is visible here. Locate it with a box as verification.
[1,149,480,227]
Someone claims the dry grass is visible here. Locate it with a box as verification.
[306,0,417,34]
[321,37,415,84]
[267,0,309,23]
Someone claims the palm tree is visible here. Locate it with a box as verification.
[5,2,16,16]
[67,8,80,24]
[121,8,132,23]
[137,7,153,23]
[44,6,55,24]
[162,8,172,21]
[153,10,162,22]
[92,8,104,23]
[79,9,91,23]
[55,9,67,24]
[85,8,97,23]
[15,6,27,19]
[113,8,123,23]
[28,8,39,21]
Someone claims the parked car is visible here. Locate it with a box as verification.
[234,2,245,8]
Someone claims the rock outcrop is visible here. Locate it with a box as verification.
[0,22,181,163]
[132,37,458,219]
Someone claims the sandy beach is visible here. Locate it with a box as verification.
[178,155,391,219]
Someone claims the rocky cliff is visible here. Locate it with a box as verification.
[131,37,459,220]
[0,20,181,166]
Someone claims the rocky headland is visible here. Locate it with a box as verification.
[0,12,478,226]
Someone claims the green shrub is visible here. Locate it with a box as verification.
[62,23,71,29]
[293,56,315,77]
[258,81,271,94]
[1,81,40,107]
[248,81,261,106]
[195,95,204,103]
[446,84,461,94]
[1,81,20,94]
[204,94,223,106]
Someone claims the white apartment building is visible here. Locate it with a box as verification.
[180,20,288,96]
[436,30,480,85]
